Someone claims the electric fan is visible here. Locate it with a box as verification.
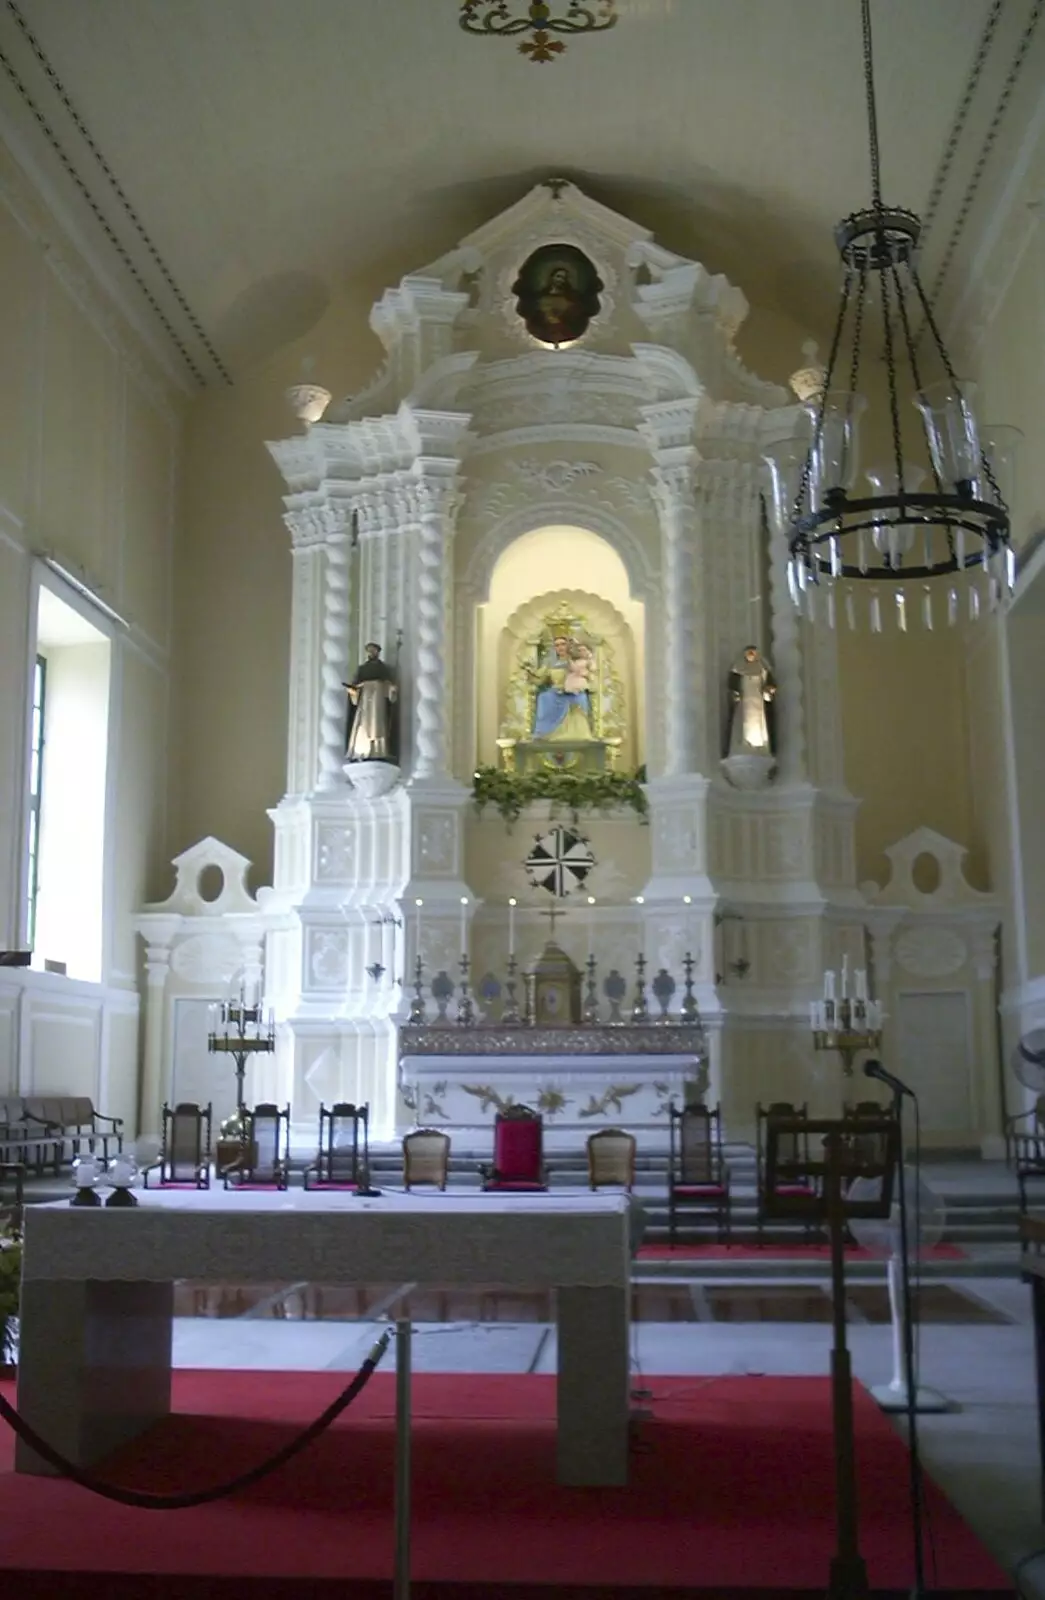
[847,1169,952,1413]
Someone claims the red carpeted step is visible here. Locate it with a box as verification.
[637,1242,966,1260]
[0,1372,1006,1595]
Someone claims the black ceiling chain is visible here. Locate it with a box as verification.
[3,0,231,385]
[859,0,883,212]
[926,0,1045,306]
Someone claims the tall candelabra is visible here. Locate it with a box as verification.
[810,957,882,1076]
[207,985,276,1131]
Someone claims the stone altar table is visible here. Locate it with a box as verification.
[15,1188,631,1487]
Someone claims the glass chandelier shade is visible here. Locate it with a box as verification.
[769,0,1014,624]
[459,2,617,61]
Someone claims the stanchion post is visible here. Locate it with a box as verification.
[394,1318,412,1600]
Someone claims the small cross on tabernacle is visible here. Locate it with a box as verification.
[539,903,564,938]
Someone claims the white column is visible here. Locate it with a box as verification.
[413,478,458,781]
[315,522,353,791]
[642,401,704,776]
[139,942,172,1135]
[768,518,808,785]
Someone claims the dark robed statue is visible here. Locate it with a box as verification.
[343,643,397,763]
[725,645,776,758]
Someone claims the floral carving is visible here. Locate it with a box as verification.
[578,1083,640,1118]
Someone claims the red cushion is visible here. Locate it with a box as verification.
[673,1184,727,1197]
[154,1181,206,1189]
[776,1183,815,1196]
[485,1181,547,1192]
[494,1118,542,1181]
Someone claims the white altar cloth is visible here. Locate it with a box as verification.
[16,1188,631,1487]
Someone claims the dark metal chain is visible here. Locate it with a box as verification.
[860,0,883,211]
[927,0,1045,305]
[4,0,231,385]
[921,0,1004,238]
[0,39,207,386]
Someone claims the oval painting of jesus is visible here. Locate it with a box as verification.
[512,243,603,348]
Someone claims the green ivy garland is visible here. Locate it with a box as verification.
[472,763,648,828]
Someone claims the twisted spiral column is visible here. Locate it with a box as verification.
[767,517,807,785]
[315,526,352,790]
[652,460,703,776]
[413,480,453,780]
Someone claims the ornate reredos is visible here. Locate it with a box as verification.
[499,592,631,756]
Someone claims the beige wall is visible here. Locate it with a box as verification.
[0,137,180,1121]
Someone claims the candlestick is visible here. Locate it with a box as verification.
[459,896,468,956]
[841,955,850,1000]
[824,969,836,1003]
[502,952,521,1025]
[456,953,474,1028]
[680,951,700,1022]
[586,894,595,959]
[508,896,516,957]
[855,966,867,1003]
[408,955,427,1024]
[583,953,599,1024]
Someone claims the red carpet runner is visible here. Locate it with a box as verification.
[0,1371,1006,1597]
[637,1242,965,1260]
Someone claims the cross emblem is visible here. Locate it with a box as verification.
[524,826,596,899]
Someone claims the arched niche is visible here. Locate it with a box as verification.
[475,525,645,771]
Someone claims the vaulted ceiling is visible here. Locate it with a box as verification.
[1,0,1042,387]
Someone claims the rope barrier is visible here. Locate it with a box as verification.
[0,1326,391,1510]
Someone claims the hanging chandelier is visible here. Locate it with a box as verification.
[763,0,1014,633]
[459,2,617,63]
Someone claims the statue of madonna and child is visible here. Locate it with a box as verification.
[525,632,597,742]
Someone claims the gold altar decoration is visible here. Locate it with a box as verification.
[499,601,626,774]
[525,939,583,1026]
[459,2,617,63]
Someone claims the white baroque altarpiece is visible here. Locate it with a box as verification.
[136,182,1003,1152]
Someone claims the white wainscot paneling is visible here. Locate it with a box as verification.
[894,990,972,1134]
[171,997,238,1129]
[28,1003,102,1096]
[0,988,18,1094]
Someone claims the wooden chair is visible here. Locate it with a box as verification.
[1012,1114,1045,1215]
[1007,1095,1045,1169]
[0,1163,24,1231]
[479,1106,548,1192]
[144,1103,212,1189]
[756,1101,816,1243]
[667,1102,730,1244]
[403,1129,451,1191]
[224,1104,290,1190]
[587,1128,636,1191]
[304,1102,371,1190]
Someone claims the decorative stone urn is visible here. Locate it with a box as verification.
[344,761,401,800]
[721,752,776,791]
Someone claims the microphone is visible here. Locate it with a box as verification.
[864,1058,915,1099]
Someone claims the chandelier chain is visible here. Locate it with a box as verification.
[921,0,1004,237]
[790,273,852,530]
[926,0,1045,306]
[860,0,883,212]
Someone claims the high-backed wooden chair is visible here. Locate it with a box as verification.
[403,1129,451,1191]
[304,1102,370,1190]
[587,1128,636,1192]
[0,1162,24,1231]
[479,1106,547,1192]
[756,1101,815,1243]
[1006,1095,1045,1170]
[667,1102,730,1244]
[144,1103,212,1189]
[224,1104,290,1190]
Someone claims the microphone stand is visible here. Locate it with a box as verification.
[877,1070,926,1600]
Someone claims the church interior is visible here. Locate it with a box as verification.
[1,0,1045,1594]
